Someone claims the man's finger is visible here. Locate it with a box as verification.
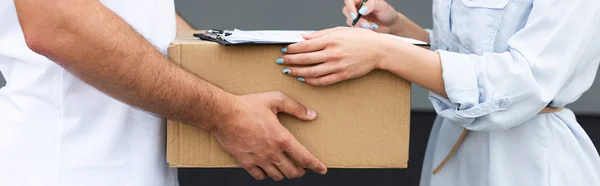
[285,62,340,78]
[259,164,285,181]
[284,137,327,175]
[274,155,306,179]
[272,93,317,121]
[245,166,268,180]
[273,95,316,120]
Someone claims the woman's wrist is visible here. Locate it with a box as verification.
[388,13,431,43]
[388,13,407,36]
[375,38,407,71]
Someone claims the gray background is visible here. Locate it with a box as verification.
[1,0,598,114]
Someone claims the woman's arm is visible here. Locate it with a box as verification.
[378,41,444,96]
[387,13,431,44]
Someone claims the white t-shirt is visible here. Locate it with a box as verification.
[0,0,178,186]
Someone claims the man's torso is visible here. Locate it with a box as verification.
[0,1,178,185]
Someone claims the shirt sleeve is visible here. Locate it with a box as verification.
[429,0,600,131]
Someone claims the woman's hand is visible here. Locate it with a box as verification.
[343,0,401,34]
[276,27,406,86]
[343,0,431,43]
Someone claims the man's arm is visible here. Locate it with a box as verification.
[17,0,229,129]
[176,12,195,34]
[14,0,326,180]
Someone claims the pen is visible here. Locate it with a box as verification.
[351,0,369,27]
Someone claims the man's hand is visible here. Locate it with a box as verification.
[213,92,327,181]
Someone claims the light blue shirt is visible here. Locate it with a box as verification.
[420,0,600,185]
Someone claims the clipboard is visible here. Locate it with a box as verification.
[194,29,297,46]
[194,29,431,47]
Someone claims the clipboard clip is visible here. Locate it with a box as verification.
[206,29,232,40]
[194,29,237,46]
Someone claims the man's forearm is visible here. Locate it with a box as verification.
[15,0,234,130]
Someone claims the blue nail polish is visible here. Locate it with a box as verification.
[280,47,288,53]
[358,6,368,15]
[370,24,379,30]
[276,58,284,64]
[351,12,357,19]
[297,77,305,82]
[282,68,291,74]
[361,22,370,28]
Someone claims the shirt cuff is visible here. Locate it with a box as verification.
[428,50,511,128]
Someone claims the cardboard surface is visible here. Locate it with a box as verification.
[166,34,411,168]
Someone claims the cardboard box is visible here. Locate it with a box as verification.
[166,33,411,168]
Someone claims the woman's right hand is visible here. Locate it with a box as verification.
[343,0,431,43]
[343,0,402,34]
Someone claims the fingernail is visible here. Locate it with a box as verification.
[350,12,357,19]
[319,168,327,175]
[276,58,285,64]
[280,47,288,53]
[361,22,370,28]
[358,6,368,15]
[307,109,313,116]
[370,24,379,30]
[297,77,305,82]
[282,68,291,74]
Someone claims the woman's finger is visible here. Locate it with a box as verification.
[284,38,329,54]
[343,5,365,22]
[345,12,371,28]
[303,73,347,86]
[284,62,341,78]
[343,0,360,16]
[357,20,372,29]
[301,27,347,40]
[359,0,377,16]
[342,6,351,19]
[279,50,329,65]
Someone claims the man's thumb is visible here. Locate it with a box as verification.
[274,93,317,121]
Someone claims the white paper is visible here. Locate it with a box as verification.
[224,29,312,44]
[222,29,428,45]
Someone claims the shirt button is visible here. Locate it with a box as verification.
[499,100,509,108]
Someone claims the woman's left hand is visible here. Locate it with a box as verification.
[277,27,400,86]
